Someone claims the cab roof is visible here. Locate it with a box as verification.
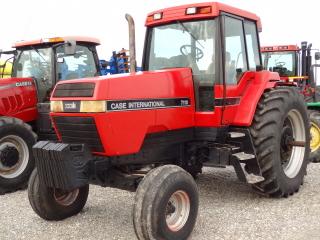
[13,36,100,48]
[261,45,299,52]
[146,2,262,31]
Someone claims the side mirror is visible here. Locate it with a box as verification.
[64,40,76,55]
[315,52,320,61]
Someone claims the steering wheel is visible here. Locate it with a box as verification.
[180,45,204,61]
[275,61,286,67]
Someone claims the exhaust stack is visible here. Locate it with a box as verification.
[301,41,307,76]
[125,14,137,73]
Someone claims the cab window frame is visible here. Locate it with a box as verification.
[221,13,262,85]
[221,14,248,85]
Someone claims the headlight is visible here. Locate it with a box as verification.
[50,100,106,113]
[51,101,63,112]
[80,101,106,112]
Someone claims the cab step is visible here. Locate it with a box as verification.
[245,173,265,184]
[232,152,255,161]
[231,157,265,184]
[229,132,246,138]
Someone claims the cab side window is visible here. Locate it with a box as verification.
[224,16,248,84]
[244,21,261,71]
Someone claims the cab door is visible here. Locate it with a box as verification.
[221,15,262,125]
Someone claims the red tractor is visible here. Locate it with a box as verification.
[28,3,310,239]
[261,43,320,161]
[0,37,101,194]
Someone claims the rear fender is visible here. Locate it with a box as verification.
[232,71,280,126]
[0,77,38,122]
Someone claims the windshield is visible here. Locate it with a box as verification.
[146,19,216,82]
[262,51,296,77]
[56,45,98,81]
[15,48,52,80]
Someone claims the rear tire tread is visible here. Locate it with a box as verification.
[249,87,309,197]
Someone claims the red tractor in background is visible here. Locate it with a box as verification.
[261,42,320,162]
[29,3,310,239]
[0,37,101,194]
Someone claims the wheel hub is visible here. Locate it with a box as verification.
[166,201,176,215]
[0,135,29,179]
[54,188,79,206]
[280,124,293,165]
[0,146,19,168]
[165,190,190,232]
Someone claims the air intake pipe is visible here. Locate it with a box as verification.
[125,14,137,73]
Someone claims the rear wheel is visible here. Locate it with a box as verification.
[28,169,89,220]
[250,87,309,197]
[0,117,37,193]
[133,165,198,240]
[309,110,320,162]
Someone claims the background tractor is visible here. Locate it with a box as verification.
[0,37,101,194]
[0,58,13,78]
[28,3,310,240]
[261,42,320,161]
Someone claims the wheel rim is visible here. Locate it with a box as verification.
[310,122,320,152]
[53,188,79,206]
[166,190,190,232]
[280,109,306,178]
[0,135,29,178]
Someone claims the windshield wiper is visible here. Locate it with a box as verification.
[31,46,48,64]
[177,21,204,49]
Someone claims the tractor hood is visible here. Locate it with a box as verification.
[51,68,194,103]
[50,68,195,155]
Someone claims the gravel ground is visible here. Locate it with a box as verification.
[1,164,320,240]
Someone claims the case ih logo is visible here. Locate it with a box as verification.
[64,102,77,109]
[15,81,32,87]
[63,101,80,112]
[107,98,191,111]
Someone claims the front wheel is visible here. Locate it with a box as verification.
[133,165,199,240]
[28,169,89,220]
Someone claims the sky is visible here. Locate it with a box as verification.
[1,0,319,64]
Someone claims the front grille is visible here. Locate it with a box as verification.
[53,83,95,97]
[54,116,104,152]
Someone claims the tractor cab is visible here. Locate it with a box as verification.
[11,37,100,102]
[261,45,299,79]
[143,3,262,123]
